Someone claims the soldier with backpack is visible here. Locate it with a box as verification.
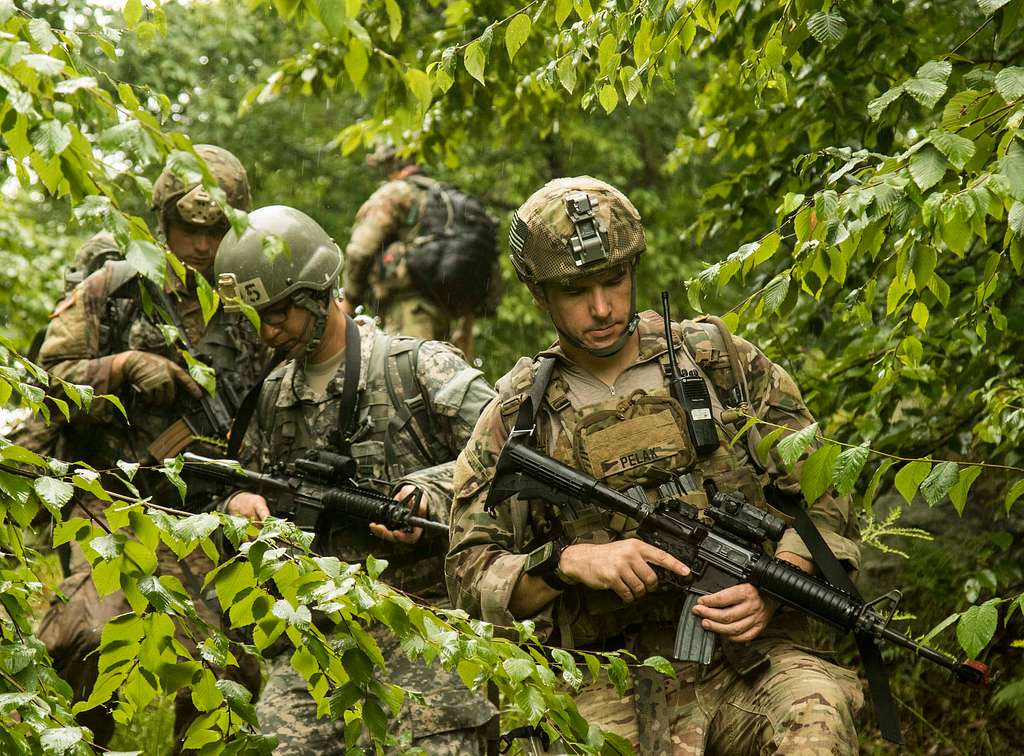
[342,144,500,359]
[214,205,497,753]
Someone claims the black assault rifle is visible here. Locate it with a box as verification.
[483,428,988,742]
[144,279,240,460]
[182,451,448,535]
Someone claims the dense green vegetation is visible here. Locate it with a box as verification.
[1,0,1022,752]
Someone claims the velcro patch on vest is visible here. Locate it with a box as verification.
[582,410,687,481]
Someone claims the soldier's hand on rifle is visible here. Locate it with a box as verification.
[227,492,271,523]
[560,538,691,604]
[691,583,779,642]
[691,551,811,641]
[369,484,426,545]
[113,350,203,405]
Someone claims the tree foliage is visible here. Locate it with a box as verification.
[1,0,1023,752]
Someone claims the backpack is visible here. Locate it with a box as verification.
[404,176,500,316]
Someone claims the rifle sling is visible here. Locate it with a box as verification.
[512,356,557,434]
[770,492,903,744]
[335,315,362,450]
[226,347,289,460]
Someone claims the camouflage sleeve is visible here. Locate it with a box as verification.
[414,340,496,454]
[737,336,862,571]
[397,460,454,524]
[38,267,120,393]
[445,397,556,638]
[343,181,418,306]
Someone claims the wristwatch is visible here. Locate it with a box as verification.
[524,538,576,591]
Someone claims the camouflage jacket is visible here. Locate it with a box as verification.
[239,315,495,603]
[343,175,431,307]
[39,260,267,480]
[446,311,861,651]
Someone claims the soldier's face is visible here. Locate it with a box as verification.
[539,264,632,351]
[258,300,313,352]
[166,220,226,279]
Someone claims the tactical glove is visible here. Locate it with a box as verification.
[120,350,203,406]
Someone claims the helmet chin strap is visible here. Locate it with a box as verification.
[551,266,640,358]
[290,290,331,358]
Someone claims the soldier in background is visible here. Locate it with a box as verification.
[35,145,265,748]
[215,205,497,754]
[342,144,500,360]
[446,177,864,755]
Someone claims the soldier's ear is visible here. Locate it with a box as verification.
[528,283,549,312]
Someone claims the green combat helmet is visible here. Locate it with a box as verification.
[215,205,342,353]
[64,231,121,294]
[151,144,251,232]
[509,176,646,357]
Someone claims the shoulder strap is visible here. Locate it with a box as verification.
[700,314,751,407]
[332,315,362,450]
[512,356,557,435]
[226,347,289,459]
[383,337,445,467]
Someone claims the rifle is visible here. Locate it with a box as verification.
[483,428,988,741]
[182,451,448,535]
[143,279,240,459]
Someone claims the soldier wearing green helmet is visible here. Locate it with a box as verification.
[447,177,864,754]
[35,144,266,748]
[215,205,497,754]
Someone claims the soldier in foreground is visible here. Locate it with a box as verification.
[214,205,496,754]
[342,144,499,358]
[35,145,264,747]
[446,177,864,754]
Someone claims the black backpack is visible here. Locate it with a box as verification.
[404,176,500,316]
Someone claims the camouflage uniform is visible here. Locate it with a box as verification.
[344,174,454,342]
[242,315,497,754]
[34,145,262,748]
[447,312,864,754]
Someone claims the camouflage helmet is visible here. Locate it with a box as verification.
[214,205,342,312]
[509,176,645,285]
[152,144,251,229]
[64,232,121,293]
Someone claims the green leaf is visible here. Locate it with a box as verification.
[917,60,952,82]
[800,443,840,504]
[40,727,84,754]
[555,0,573,26]
[405,68,432,113]
[868,85,904,121]
[343,40,369,85]
[1008,202,1024,237]
[28,18,59,51]
[894,459,932,504]
[755,425,787,467]
[23,54,65,75]
[384,0,402,40]
[977,0,1012,14]
[464,41,486,84]
[503,657,534,683]
[904,77,947,109]
[929,131,976,170]
[762,274,790,315]
[33,476,74,516]
[123,0,143,29]
[995,66,1024,102]
[919,461,959,506]
[557,56,577,93]
[949,466,982,515]
[31,120,72,159]
[599,84,619,114]
[910,146,947,191]
[831,444,870,497]
[126,240,165,286]
[776,423,818,469]
[1004,478,1024,514]
[640,655,676,677]
[505,13,531,62]
[956,601,998,658]
[806,11,847,48]
[271,599,311,629]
